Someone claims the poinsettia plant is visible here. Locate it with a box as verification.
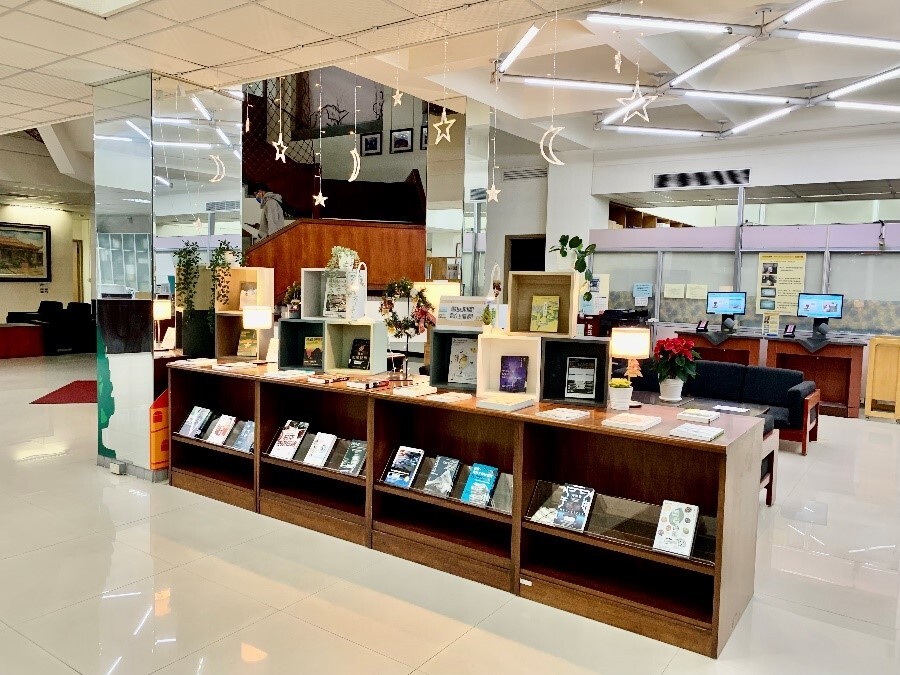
[650,337,701,382]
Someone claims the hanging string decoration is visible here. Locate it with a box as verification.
[617,0,656,124]
[488,0,502,202]
[392,27,404,107]
[349,67,361,182]
[380,278,436,338]
[540,8,565,166]
[272,77,287,162]
[433,33,454,144]
[313,69,328,207]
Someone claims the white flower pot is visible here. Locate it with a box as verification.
[608,386,633,411]
[659,378,684,402]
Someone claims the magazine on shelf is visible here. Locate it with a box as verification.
[447,337,478,385]
[552,484,595,532]
[337,439,367,476]
[178,406,212,438]
[384,446,425,488]
[302,432,338,467]
[669,423,725,442]
[205,415,236,446]
[461,463,499,506]
[653,500,699,557]
[346,378,390,390]
[236,329,258,358]
[348,338,371,370]
[269,420,310,460]
[499,355,528,393]
[323,275,348,317]
[529,295,560,332]
[565,357,597,400]
[423,456,461,497]
[303,337,324,369]
[536,407,591,422]
[231,421,255,452]
[392,384,438,398]
[424,392,473,404]
[223,420,245,448]
[600,413,663,432]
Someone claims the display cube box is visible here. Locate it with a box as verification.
[429,327,482,392]
[215,313,273,360]
[324,320,388,376]
[476,333,542,398]
[540,337,611,408]
[301,267,366,321]
[215,267,274,313]
[507,271,581,338]
[279,318,325,370]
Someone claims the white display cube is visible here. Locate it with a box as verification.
[476,333,542,398]
[323,319,389,376]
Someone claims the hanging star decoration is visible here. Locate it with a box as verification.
[616,76,658,124]
[313,190,328,207]
[433,107,455,145]
[392,89,404,106]
[486,184,501,202]
[272,132,287,162]
[614,51,622,74]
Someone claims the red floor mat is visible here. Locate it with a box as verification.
[31,380,97,404]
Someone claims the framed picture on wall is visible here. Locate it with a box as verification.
[360,132,382,156]
[0,223,51,282]
[420,125,429,150]
[390,128,413,154]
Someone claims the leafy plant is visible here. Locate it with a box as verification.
[379,277,435,338]
[325,246,360,278]
[549,234,597,301]
[282,281,302,306]
[208,240,244,331]
[481,305,496,326]
[173,240,201,325]
[609,378,632,388]
[650,337,701,382]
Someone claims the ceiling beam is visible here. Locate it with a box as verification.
[39,123,94,186]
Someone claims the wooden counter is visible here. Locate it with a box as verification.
[677,331,763,366]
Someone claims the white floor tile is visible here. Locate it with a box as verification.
[0,495,92,560]
[0,624,78,675]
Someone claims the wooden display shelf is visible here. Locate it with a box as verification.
[506,271,580,337]
[170,464,255,511]
[261,453,366,487]
[172,434,254,460]
[374,481,513,524]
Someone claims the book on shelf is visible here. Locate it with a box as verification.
[424,392,473,404]
[231,421,255,452]
[337,439,367,476]
[323,275,348,317]
[653,500,699,557]
[302,432,338,467]
[212,361,257,371]
[530,506,557,525]
[392,383,438,398]
[476,393,536,412]
[461,463,499,506]
[269,420,310,460]
[600,413,662,432]
[205,415,236,446]
[669,423,725,442]
[529,295,560,332]
[552,484,596,532]
[490,473,514,513]
[346,378,389,390]
[200,415,221,442]
[303,336,324,369]
[423,456,461,497]
[565,357,597,399]
[384,446,425,489]
[676,408,721,424]
[238,282,257,309]
[178,406,212,438]
[499,355,528,393]
[348,338,370,370]
[536,407,591,422]
[307,375,349,385]
[262,370,315,380]
[447,337,478,385]
[237,329,258,358]
[223,420,245,448]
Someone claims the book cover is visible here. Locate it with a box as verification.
[461,463,499,506]
[475,393,536,412]
[384,446,424,489]
[303,336,324,369]
[669,423,725,442]
[238,282,257,309]
[303,432,338,467]
[223,420,245,448]
[499,355,528,393]
[653,500,699,557]
[237,329,258,358]
[232,421,255,452]
[529,295,560,332]
[200,415,220,441]
[552,484,595,532]
[178,406,211,438]
[447,337,477,385]
[565,357,597,399]
[206,415,236,446]
[423,456,461,497]
[348,338,370,370]
[600,413,663,432]
[269,420,310,460]
[323,275,348,317]
[676,409,721,423]
[337,439,367,476]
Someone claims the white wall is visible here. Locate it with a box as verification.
[546,150,608,268]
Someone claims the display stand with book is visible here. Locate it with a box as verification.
[429,327,482,392]
[539,336,611,408]
[278,319,326,371]
[323,320,388,377]
[214,267,275,360]
[475,333,542,399]
[506,271,580,337]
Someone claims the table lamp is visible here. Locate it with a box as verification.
[242,305,273,364]
[610,327,651,405]
[152,298,172,349]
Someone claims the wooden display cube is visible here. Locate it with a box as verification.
[279,318,325,370]
[507,271,580,338]
[476,333,542,398]
[540,336,612,408]
[215,267,274,313]
[215,313,274,360]
[324,319,389,376]
[429,327,482,392]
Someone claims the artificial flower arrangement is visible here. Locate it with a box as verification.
[380,277,436,338]
[650,337,701,382]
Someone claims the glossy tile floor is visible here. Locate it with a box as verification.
[1,354,899,674]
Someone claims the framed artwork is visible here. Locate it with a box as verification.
[0,223,51,282]
[390,128,414,154]
[420,124,429,150]
[360,132,382,156]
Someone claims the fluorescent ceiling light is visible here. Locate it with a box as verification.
[191,95,212,121]
[504,74,633,92]
[827,66,900,99]
[498,23,542,73]
[730,107,793,134]
[125,120,150,141]
[94,135,132,142]
[795,31,900,51]
[670,42,744,86]
[233,149,242,161]
[123,198,151,204]
[587,13,730,34]
[834,101,900,113]
[782,0,829,24]
[154,175,171,187]
[151,141,214,149]
[215,127,232,146]
[682,90,790,104]
[152,117,192,126]
[612,126,705,138]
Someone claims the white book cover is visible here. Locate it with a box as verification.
[323,275,348,318]
[447,337,478,384]
[653,500,699,557]
[476,393,537,412]
[600,413,663,432]
[392,384,438,398]
[676,409,721,423]
[669,423,725,442]
[178,407,211,437]
[565,357,597,399]
[270,421,309,460]
[206,415,236,446]
[537,407,591,422]
[303,433,338,467]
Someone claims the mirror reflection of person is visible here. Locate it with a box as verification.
[253,184,285,241]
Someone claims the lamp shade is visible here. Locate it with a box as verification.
[153,299,172,321]
[610,327,651,360]
[242,306,273,330]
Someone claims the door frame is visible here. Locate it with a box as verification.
[503,234,546,302]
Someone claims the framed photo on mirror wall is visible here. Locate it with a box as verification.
[390,128,413,154]
[420,125,429,149]
[0,223,51,282]
[360,132,382,156]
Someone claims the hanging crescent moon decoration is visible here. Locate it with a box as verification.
[349,147,361,182]
[540,126,565,166]
[208,154,225,183]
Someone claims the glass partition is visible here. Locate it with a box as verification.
[739,253,824,329]
[593,252,658,314]
[659,252,734,324]
[828,253,900,335]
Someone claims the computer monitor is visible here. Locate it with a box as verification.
[797,293,843,336]
[706,292,746,331]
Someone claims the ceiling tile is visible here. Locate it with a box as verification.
[530,0,595,9]
[282,41,364,69]
[45,100,94,116]
[220,57,297,81]
[3,72,93,100]
[143,0,247,22]
[130,25,262,68]
[191,5,328,52]
[21,1,176,40]
[0,39,66,70]
[180,68,239,88]
[352,19,448,52]
[37,58,128,84]
[0,63,21,79]
[0,100,28,116]
[0,117,33,132]
[0,13,117,56]
[430,0,543,33]
[263,0,413,36]
[12,108,67,124]
[83,42,200,74]
[389,0,467,15]
[0,84,66,108]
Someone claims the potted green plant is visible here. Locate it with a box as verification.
[173,240,201,320]
[282,281,302,318]
[608,377,633,410]
[650,337,701,402]
[549,235,596,301]
[481,304,496,334]
[208,240,243,330]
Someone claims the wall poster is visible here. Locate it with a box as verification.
[756,253,806,315]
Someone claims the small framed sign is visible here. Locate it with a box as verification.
[784,324,796,338]
[696,320,709,333]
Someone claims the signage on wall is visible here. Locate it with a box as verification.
[756,253,806,315]
[633,282,653,299]
[437,296,488,328]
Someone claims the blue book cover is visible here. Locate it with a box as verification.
[499,355,528,393]
[461,463,499,506]
[384,446,424,489]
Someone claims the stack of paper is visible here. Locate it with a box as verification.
[676,408,721,424]
[601,414,663,432]
[669,423,725,442]
[537,408,591,422]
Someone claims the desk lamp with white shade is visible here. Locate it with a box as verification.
[153,298,172,350]
[242,305,273,364]
[610,327,651,407]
